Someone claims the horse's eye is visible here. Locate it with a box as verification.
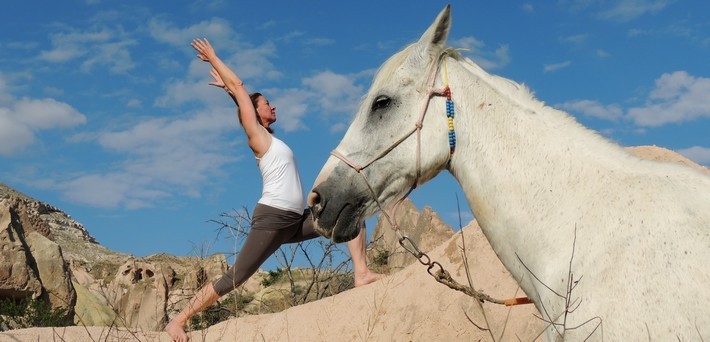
[371,95,391,112]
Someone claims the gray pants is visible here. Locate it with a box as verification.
[212,203,320,296]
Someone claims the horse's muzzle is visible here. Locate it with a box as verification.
[307,191,334,239]
[308,184,363,243]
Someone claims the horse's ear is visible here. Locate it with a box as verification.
[411,5,451,65]
[420,4,451,48]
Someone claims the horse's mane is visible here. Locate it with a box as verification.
[370,44,418,89]
[443,47,647,168]
[444,48,548,113]
[361,37,700,184]
[374,43,545,112]
[370,41,644,166]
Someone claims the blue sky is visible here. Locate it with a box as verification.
[1,1,708,267]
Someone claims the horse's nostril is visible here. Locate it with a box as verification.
[307,191,321,207]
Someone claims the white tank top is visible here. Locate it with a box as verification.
[256,136,305,214]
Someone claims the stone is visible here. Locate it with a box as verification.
[72,281,117,327]
[0,200,42,300]
[107,259,172,331]
[25,231,76,319]
[368,199,455,271]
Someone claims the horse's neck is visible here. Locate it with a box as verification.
[446,59,630,280]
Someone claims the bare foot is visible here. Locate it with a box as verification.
[354,270,385,287]
[165,319,189,342]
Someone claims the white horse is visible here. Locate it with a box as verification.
[308,5,710,341]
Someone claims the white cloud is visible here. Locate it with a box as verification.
[556,99,624,121]
[58,109,239,209]
[6,41,39,50]
[262,71,364,133]
[329,122,347,133]
[12,98,86,129]
[627,71,710,126]
[268,88,311,132]
[0,77,86,156]
[190,0,227,12]
[160,66,364,134]
[151,18,360,138]
[626,23,708,51]
[596,49,610,58]
[443,211,475,227]
[305,38,335,46]
[39,47,87,63]
[598,0,672,21]
[39,26,136,74]
[561,0,674,21]
[278,31,304,43]
[521,4,534,13]
[80,40,136,73]
[543,61,572,73]
[155,59,240,108]
[256,20,277,31]
[303,71,363,115]
[0,112,35,156]
[0,78,13,104]
[452,37,511,70]
[676,146,710,166]
[554,71,710,129]
[249,70,365,133]
[231,42,282,81]
[152,18,282,108]
[561,34,590,46]
[126,98,141,108]
[454,36,484,50]
[148,17,233,47]
[43,87,64,97]
[59,173,162,209]
[97,111,228,154]
[39,29,111,62]
[560,0,600,11]
[155,75,226,108]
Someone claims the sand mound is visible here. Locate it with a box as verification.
[2,221,543,341]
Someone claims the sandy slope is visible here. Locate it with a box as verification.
[1,221,543,341]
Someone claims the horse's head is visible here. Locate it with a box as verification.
[308,5,454,242]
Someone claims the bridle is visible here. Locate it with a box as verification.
[330,50,452,233]
[329,50,532,307]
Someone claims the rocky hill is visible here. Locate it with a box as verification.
[0,182,247,331]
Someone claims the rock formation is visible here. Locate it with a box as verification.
[0,196,76,324]
[368,198,456,271]
[0,182,240,331]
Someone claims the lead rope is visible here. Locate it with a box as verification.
[331,52,531,306]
